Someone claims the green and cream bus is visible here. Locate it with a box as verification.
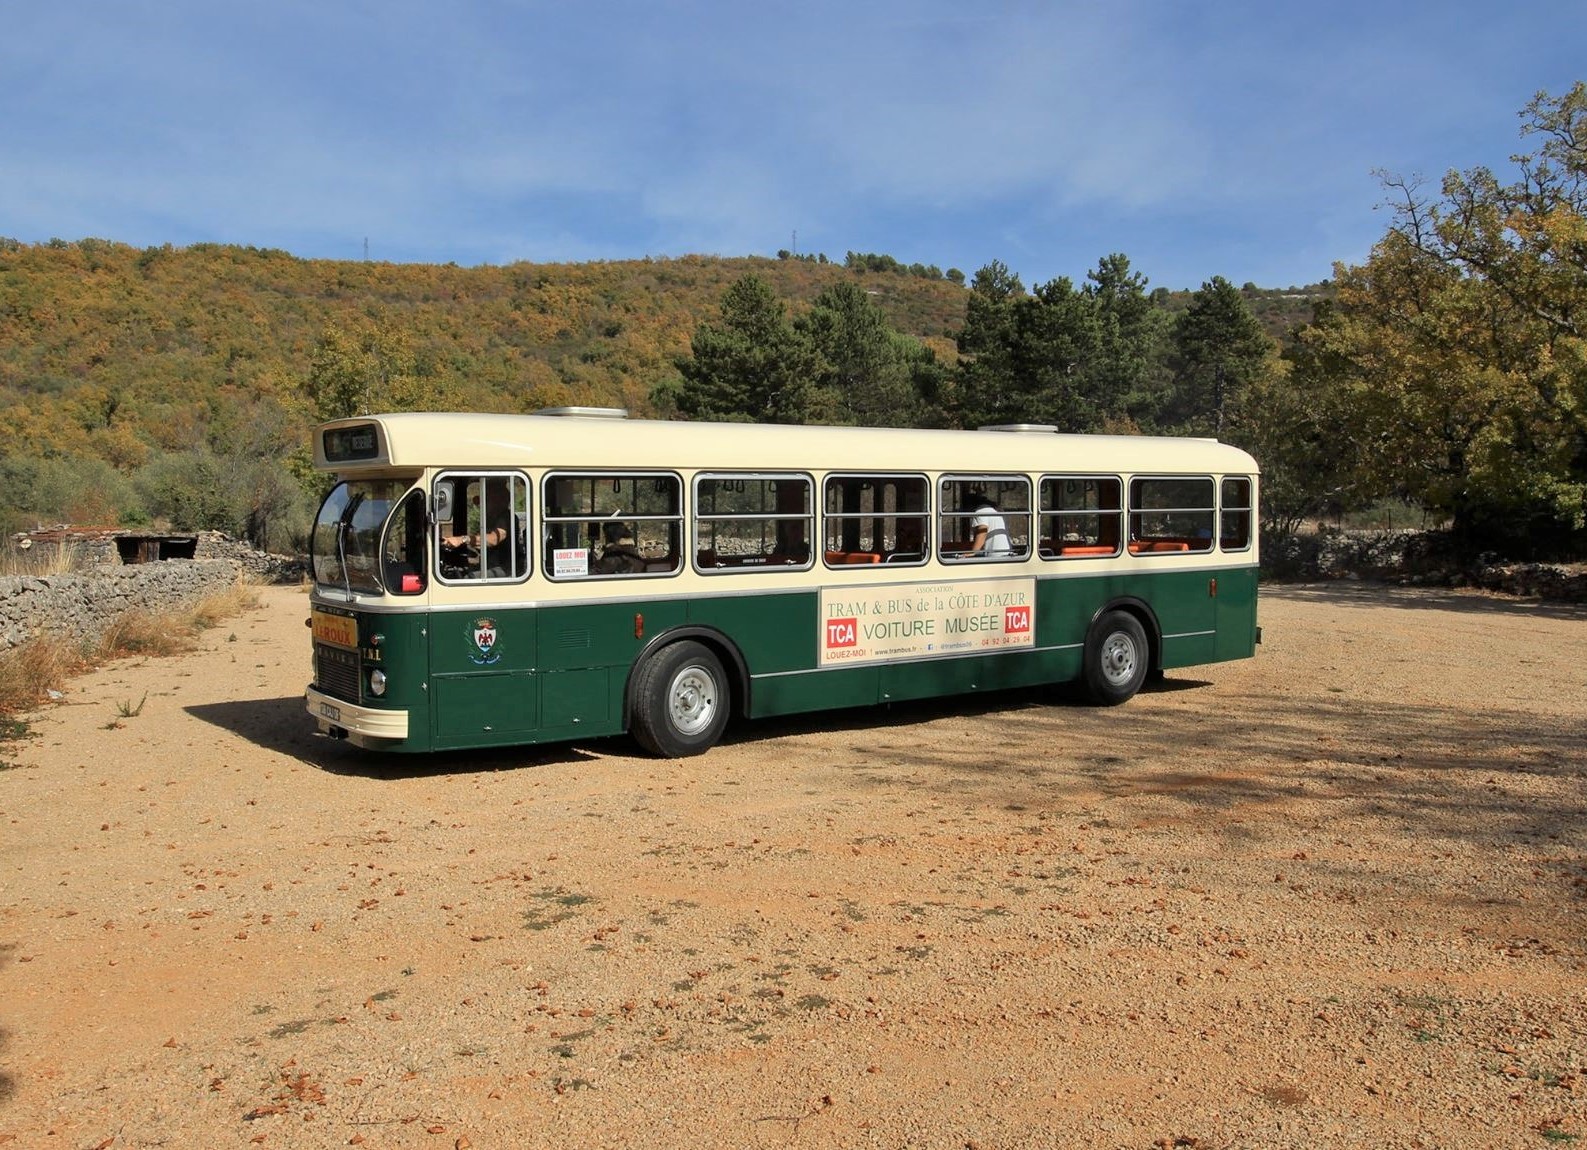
[306,409,1259,757]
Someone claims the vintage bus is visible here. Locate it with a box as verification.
[306,410,1259,757]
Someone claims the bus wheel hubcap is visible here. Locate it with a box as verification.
[669,667,716,735]
[1101,634,1137,685]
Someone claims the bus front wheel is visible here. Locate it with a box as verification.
[1082,610,1149,706]
[631,641,730,757]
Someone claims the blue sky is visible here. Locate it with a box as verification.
[4,1,1583,290]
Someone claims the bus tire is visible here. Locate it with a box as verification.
[1082,610,1149,706]
[630,641,730,757]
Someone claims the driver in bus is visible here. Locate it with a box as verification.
[443,483,513,575]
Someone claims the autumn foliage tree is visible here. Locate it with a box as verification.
[1289,83,1587,552]
[304,318,455,421]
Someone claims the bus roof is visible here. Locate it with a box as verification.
[316,411,1260,475]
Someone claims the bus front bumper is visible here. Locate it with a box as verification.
[306,685,410,748]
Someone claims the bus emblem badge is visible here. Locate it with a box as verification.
[469,618,501,665]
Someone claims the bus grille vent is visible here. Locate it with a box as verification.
[556,629,592,649]
[314,643,361,701]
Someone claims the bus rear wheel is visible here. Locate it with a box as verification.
[631,641,730,757]
[1082,610,1149,706]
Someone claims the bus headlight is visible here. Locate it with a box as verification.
[369,669,388,697]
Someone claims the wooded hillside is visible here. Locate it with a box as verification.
[0,238,1322,547]
[0,242,975,437]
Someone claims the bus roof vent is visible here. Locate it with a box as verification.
[532,406,630,419]
[977,423,1059,433]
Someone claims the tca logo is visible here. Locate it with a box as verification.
[825,617,858,648]
[1004,606,1032,635]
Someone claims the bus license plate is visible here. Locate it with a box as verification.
[312,610,358,649]
[319,701,341,722]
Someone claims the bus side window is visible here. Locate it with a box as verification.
[1128,476,1214,553]
[695,473,814,574]
[822,474,926,569]
[544,471,683,579]
[937,475,1031,561]
[1038,476,1122,559]
[1220,477,1253,550]
[435,472,531,583]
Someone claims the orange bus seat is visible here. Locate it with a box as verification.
[1128,540,1192,553]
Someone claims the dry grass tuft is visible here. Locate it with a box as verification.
[191,579,263,629]
[99,579,261,657]
[100,610,199,658]
[0,636,82,714]
[0,541,90,577]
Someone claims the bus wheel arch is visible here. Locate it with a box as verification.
[1081,600,1157,706]
[626,631,745,757]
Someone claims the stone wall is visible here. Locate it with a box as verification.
[1261,529,1456,581]
[1262,529,1587,602]
[12,529,303,583]
[1466,559,1587,601]
[0,559,247,651]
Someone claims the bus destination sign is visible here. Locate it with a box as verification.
[323,423,381,463]
[819,578,1035,667]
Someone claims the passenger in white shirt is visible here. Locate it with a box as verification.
[965,491,1012,556]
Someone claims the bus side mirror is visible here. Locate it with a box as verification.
[434,481,454,525]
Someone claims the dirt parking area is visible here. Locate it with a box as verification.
[1,582,1585,1149]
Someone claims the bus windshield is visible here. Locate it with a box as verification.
[310,479,412,594]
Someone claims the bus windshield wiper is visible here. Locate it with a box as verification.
[336,492,365,600]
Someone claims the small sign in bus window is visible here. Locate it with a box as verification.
[553,548,590,577]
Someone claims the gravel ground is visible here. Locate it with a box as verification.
[1,581,1584,1149]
